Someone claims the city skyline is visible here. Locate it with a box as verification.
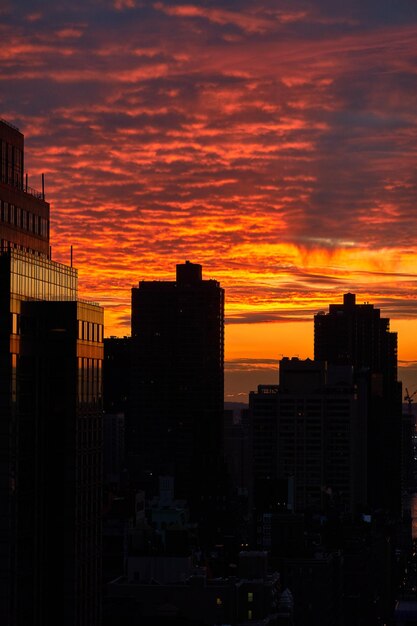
[2,0,417,398]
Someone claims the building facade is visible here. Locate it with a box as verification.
[0,119,103,626]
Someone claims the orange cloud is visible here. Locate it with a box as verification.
[2,0,417,400]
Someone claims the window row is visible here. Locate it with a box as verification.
[0,140,23,187]
[78,321,103,343]
[77,357,102,404]
[0,200,49,238]
[1,239,46,256]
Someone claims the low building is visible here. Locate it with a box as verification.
[105,551,284,625]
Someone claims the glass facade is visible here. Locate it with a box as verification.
[77,302,104,408]
[9,249,77,301]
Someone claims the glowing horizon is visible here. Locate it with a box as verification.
[2,0,417,398]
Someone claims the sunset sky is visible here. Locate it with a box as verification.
[2,0,417,399]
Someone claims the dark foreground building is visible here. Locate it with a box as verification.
[314,293,402,514]
[0,119,103,625]
[129,261,224,514]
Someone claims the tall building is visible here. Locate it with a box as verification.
[129,261,224,513]
[0,119,103,625]
[314,292,402,513]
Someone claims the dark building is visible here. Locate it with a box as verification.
[129,261,224,513]
[103,336,131,415]
[19,300,103,626]
[282,550,342,626]
[0,119,103,626]
[106,551,284,626]
[314,293,402,514]
[250,358,366,516]
[103,337,131,487]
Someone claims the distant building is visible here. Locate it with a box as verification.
[104,413,125,486]
[103,336,131,415]
[314,292,402,513]
[103,336,131,488]
[282,550,342,626]
[129,261,224,515]
[0,119,103,625]
[250,358,366,515]
[224,407,251,499]
[106,551,285,626]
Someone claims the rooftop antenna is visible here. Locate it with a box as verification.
[70,245,73,268]
[41,173,45,200]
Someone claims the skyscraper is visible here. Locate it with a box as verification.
[314,292,402,513]
[129,261,224,513]
[0,119,103,625]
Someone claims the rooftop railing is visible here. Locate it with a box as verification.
[1,174,44,200]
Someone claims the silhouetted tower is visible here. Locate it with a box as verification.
[129,261,224,513]
[314,293,402,513]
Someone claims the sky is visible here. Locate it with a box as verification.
[2,0,417,400]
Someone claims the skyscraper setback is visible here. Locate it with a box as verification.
[129,261,224,513]
[0,119,103,625]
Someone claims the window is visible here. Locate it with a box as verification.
[247,592,253,603]
[248,610,253,620]
[216,598,222,606]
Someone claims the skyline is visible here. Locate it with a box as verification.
[2,0,417,398]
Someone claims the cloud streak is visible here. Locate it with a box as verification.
[1,0,417,385]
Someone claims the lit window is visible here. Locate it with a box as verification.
[248,592,253,603]
[216,597,222,606]
[248,609,253,620]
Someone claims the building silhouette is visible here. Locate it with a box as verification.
[314,292,402,514]
[0,119,103,625]
[129,261,224,514]
[250,358,366,515]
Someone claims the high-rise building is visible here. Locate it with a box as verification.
[314,292,402,513]
[0,119,103,625]
[129,261,224,513]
